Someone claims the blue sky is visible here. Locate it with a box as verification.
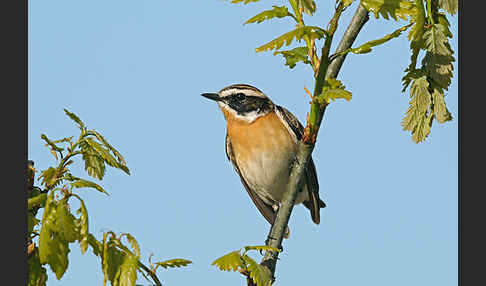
[28,1,457,285]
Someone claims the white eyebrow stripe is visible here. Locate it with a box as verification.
[219,89,266,98]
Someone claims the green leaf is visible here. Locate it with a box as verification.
[118,255,138,286]
[244,6,295,25]
[438,0,457,15]
[88,130,130,175]
[212,250,245,272]
[255,26,327,53]
[120,233,141,258]
[242,255,271,286]
[423,23,452,56]
[401,75,433,143]
[336,23,412,56]
[28,248,48,286]
[422,52,454,90]
[70,177,109,196]
[79,139,106,180]
[102,233,126,285]
[314,78,352,104]
[298,0,316,16]
[273,46,311,69]
[39,167,60,188]
[73,194,90,254]
[41,134,64,152]
[64,109,85,129]
[155,258,193,269]
[243,245,281,254]
[38,191,71,280]
[431,88,452,124]
[55,199,79,243]
[361,0,417,20]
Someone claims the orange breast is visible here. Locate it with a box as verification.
[226,111,298,203]
[227,112,295,162]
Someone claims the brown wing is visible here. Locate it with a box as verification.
[225,134,277,225]
[275,105,326,225]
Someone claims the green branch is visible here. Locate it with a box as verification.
[256,3,370,283]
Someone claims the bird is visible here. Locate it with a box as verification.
[201,83,326,238]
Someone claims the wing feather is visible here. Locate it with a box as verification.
[275,105,325,224]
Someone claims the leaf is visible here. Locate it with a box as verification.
[64,108,85,129]
[244,6,295,25]
[55,199,79,243]
[431,88,453,124]
[41,134,64,152]
[120,233,141,258]
[298,0,316,16]
[38,191,71,280]
[73,194,90,254]
[242,255,272,286]
[88,130,130,174]
[243,245,281,254]
[79,139,106,180]
[360,0,417,21]
[103,233,126,285]
[155,258,193,269]
[438,0,457,15]
[336,23,412,56]
[273,46,311,69]
[28,248,48,286]
[118,255,138,286]
[255,26,327,53]
[401,75,433,143]
[318,89,353,103]
[70,177,109,196]
[314,78,352,104]
[422,52,454,90]
[423,23,452,56]
[212,250,245,272]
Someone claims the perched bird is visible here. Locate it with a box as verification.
[201,84,326,237]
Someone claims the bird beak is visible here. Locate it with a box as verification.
[201,93,221,102]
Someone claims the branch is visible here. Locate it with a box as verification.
[255,3,370,284]
[138,261,163,286]
[327,4,370,79]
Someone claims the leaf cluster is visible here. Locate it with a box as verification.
[361,0,418,21]
[230,0,324,70]
[399,0,456,142]
[358,0,456,142]
[28,110,191,286]
[212,245,280,286]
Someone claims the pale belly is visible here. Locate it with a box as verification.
[227,112,308,205]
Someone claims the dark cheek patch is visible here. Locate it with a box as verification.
[227,96,271,115]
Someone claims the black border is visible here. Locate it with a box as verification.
[5,0,28,284]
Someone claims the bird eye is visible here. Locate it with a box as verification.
[235,93,246,100]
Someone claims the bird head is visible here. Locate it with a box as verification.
[201,84,274,123]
